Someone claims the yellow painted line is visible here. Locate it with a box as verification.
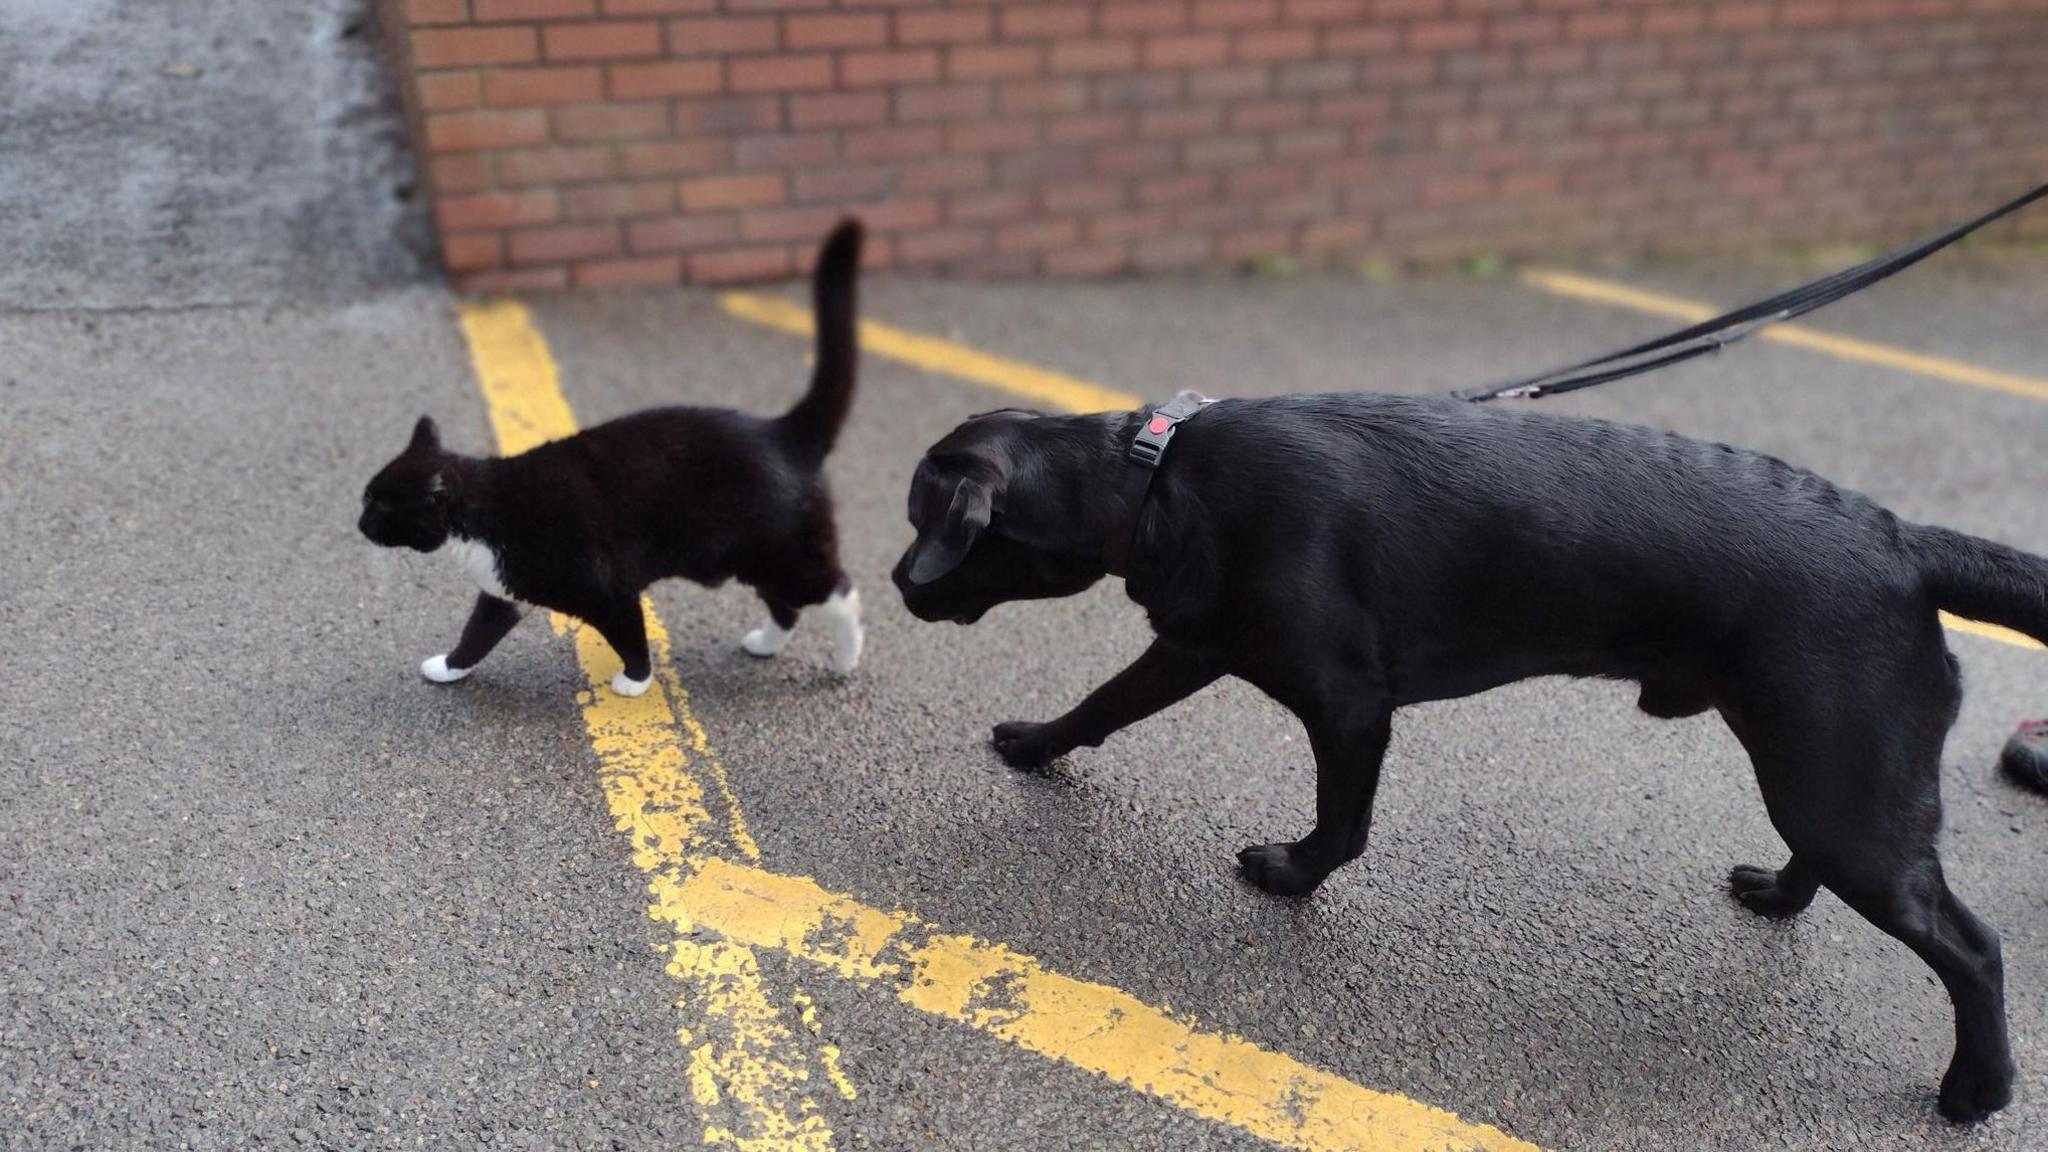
[459,298,848,1152]
[463,296,1545,1152]
[1520,268,2048,403]
[1941,612,2045,651]
[720,290,1141,413]
[665,858,1540,1152]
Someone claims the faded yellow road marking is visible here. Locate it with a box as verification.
[720,290,1141,412]
[460,298,848,1152]
[1941,612,2045,651]
[667,859,1541,1152]
[464,297,1545,1152]
[1520,268,2048,403]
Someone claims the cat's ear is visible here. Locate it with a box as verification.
[906,478,992,584]
[409,415,441,452]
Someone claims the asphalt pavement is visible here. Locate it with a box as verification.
[4,255,2046,1150]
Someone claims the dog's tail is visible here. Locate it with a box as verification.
[780,218,863,464]
[1909,523,2048,645]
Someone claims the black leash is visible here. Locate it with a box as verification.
[1453,181,2048,403]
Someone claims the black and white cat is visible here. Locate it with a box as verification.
[359,220,866,696]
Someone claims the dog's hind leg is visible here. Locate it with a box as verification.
[1237,698,1393,898]
[1730,637,2012,1122]
[742,592,801,659]
[1727,855,1819,919]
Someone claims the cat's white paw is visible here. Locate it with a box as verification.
[421,654,472,683]
[611,671,652,698]
[741,620,792,658]
[821,586,863,676]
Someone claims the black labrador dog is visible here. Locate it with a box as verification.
[891,391,2048,1122]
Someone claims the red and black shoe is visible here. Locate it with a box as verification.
[2001,720,2048,794]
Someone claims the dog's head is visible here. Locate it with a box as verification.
[358,416,456,553]
[892,409,1122,624]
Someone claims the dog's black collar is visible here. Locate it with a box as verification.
[1105,390,1211,578]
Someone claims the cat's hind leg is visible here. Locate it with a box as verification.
[741,594,800,658]
[422,593,523,684]
[588,597,653,697]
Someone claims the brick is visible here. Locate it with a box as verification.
[442,233,504,272]
[786,13,888,48]
[667,16,777,54]
[949,118,1041,153]
[948,44,1042,80]
[416,71,481,111]
[460,266,570,291]
[1407,19,1483,50]
[843,124,943,162]
[1235,27,1316,60]
[1144,33,1229,67]
[565,181,675,218]
[1138,172,1215,205]
[1049,110,1131,145]
[429,152,494,192]
[896,83,993,121]
[947,189,1034,222]
[1186,135,1265,168]
[437,188,560,230]
[1194,0,1278,28]
[627,214,739,251]
[674,96,781,133]
[689,246,795,283]
[604,0,716,13]
[1139,105,1221,137]
[473,0,594,19]
[1050,39,1138,73]
[733,132,839,169]
[729,54,835,91]
[793,166,891,201]
[619,138,729,176]
[1000,78,1090,113]
[544,21,663,61]
[573,255,682,286]
[1000,6,1094,39]
[1230,98,1309,131]
[411,26,537,68]
[496,144,616,184]
[790,91,889,128]
[898,156,991,193]
[741,205,843,243]
[1188,64,1270,99]
[1134,233,1212,269]
[860,197,944,232]
[485,66,604,105]
[509,223,621,263]
[551,101,669,140]
[1283,0,1365,20]
[1102,2,1188,33]
[999,147,1089,185]
[406,0,471,26]
[997,217,1080,252]
[681,172,787,210]
[425,108,550,151]
[1044,244,1130,275]
[608,60,722,98]
[1044,179,1126,212]
[897,226,991,263]
[898,9,993,44]
[841,50,941,86]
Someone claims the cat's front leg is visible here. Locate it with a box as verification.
[422,593,524,684]
[589,597,653,697]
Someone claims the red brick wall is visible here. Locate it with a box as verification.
[378,0,2048,290]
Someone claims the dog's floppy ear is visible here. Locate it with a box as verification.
[907,478,992,584]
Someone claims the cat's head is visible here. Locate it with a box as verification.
[359,416,455,553]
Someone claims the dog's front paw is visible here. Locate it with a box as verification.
[1939,1053,2015,1124]
[991,721,1067,770]
[420,654,472,684]
[1236,843,1328,898]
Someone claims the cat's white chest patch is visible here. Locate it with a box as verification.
[445,536,512,600]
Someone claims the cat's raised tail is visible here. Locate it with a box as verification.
[779,218,863,464]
